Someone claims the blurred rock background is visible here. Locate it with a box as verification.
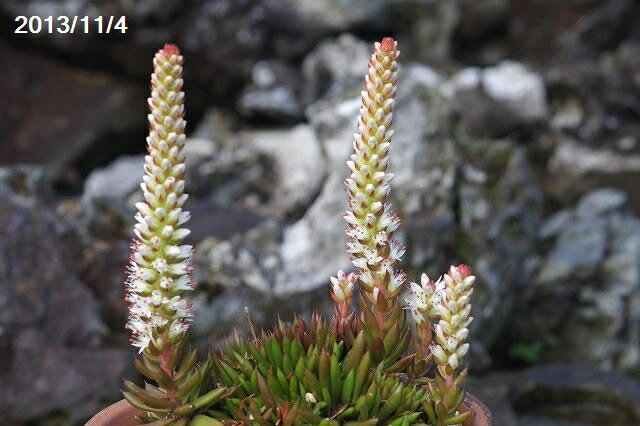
[1,0,639,424]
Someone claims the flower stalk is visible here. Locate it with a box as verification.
[345,37,404,304]
[406,265,474,425]
[330,270,357,342]
[126,44,193,360]
[432,266,473,382]
[338,38,412,360]
[122,44,232,424]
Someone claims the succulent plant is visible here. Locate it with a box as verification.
[123,38,476,425]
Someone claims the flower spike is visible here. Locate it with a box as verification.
[125,44,193,355]
[344,38,403,303]
[330,270,357,341]
[423,264,475,424]
[433,265,474,377]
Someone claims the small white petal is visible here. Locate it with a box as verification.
[432,345,447,363]
[448,353,459,369]
[172,228,191,241]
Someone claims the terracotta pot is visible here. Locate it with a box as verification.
[87,394,492,425]
[86,399,142,426]
[461,393,493,426]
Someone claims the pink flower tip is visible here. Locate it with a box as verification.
[455,264,473,279]
[161,43,181,56]
[380,37,397,52]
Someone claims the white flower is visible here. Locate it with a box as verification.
[168,296,193,318]
[389,269,406,293]
[159,276,172,289]
[330,270,355,302]
[172,275,195,291]
[448,353,459,369]
[168,319,189,339]
[389,240,405,261]
[457,343,470,358]
[431,345,447,363]
[151,258,169,274]
[128,279,150,293]
[410,309,425,324]
[131,333,152,354]
[374,231,387,245]
[149,314,168,328]
[402,273,444,319]
[150,290,163,306]
[347,225,368,240]
[128,297,153,319]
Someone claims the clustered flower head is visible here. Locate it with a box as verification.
[343,37,405,303]
[402,266,474,373]
[330,270,355,307]
[404,273,446,324]
[125,44,194,355]
[431,265,474,376]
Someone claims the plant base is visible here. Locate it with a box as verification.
[86,394,492,425]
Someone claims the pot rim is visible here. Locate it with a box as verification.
[86,393,493,425]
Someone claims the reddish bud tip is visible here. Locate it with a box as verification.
[161,43,180,56]
[380,37,396,52]
[456,264,473,279]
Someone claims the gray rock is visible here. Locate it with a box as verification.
[185,115,343,299]
[536,218,607,284]
[238,124,326,216]
[387,0,460,61]
[183,138,278,209]
[289,0,387,33]
[239,60,303,122]
[575,188,627,218]
[390,64,457,268]
[0,0,315,99]
[277,172,351,295]
[0,43,143,183]
[82,155,144,203]
[482,61,548,122]
[455,0,509,64]
[4,330,133,423]
[456,141,543,358]
[508,0,637,63]
[192,38,369,298]
[546,138,640,212]
[516,189,640,370]
[191,220,335,343]
[0,166,50,203]
[450,61,548,137]
[239,86,301,121]
[538,210,572,241]
[302,34,370,104]
[468,364,640,426]
[0,166,131,422]
[545,41,640,148]
[196,220,284,294]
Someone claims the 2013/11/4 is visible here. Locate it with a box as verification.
[14,16,128,34]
